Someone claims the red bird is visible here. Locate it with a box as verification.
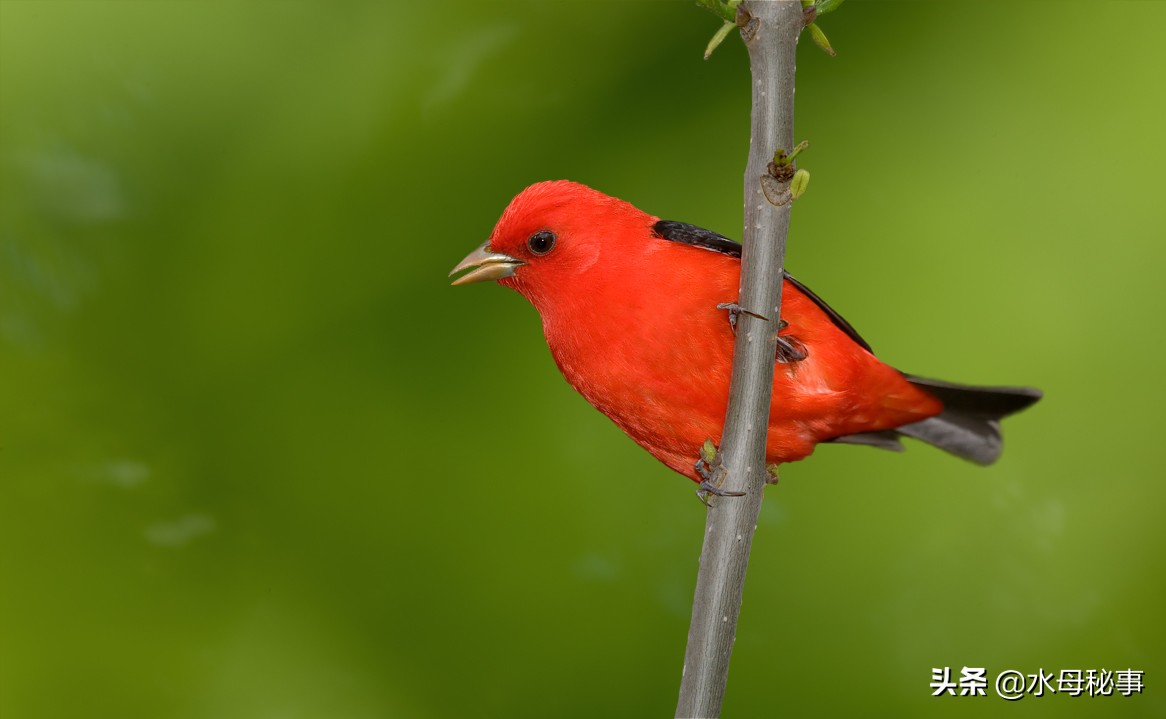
[450,180,1040,484]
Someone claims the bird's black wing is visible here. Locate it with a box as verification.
[651,220,743,258]
[651,219,873,353]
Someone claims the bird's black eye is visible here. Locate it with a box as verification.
[527,230,556,255]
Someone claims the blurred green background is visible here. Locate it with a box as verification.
[2,1,1163,717]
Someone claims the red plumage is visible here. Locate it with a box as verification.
[452,181,1039,482]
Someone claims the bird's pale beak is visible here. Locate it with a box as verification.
[449,243,524,286]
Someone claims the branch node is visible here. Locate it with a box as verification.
[736,6,759,43]
[768,140,808,180]
[759,174,792,207]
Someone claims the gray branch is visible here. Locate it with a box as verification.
[675,2,802,717]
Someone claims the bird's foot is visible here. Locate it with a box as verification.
[697,479,747,507]
[694,438,717,482]
[694,438,746,506]
[774,318,808,363]
[716,302,769,335]
[775,334,808,363]
[766,464,781,485]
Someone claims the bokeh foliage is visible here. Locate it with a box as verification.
[2,2,1164,717]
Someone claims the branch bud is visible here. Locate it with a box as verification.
[790,168,810,200]
[807,22,836,57]
[705,21,736,60]
[815,0,846,15]
[701,439,718,465]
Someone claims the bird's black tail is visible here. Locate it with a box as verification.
[895,375,1042,465]
[828,375,1041,465]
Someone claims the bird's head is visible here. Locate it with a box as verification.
[449,180,653,312]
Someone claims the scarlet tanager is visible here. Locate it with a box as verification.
[450,181,1040,484]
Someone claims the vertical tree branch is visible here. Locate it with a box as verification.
[676,2,802,717]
